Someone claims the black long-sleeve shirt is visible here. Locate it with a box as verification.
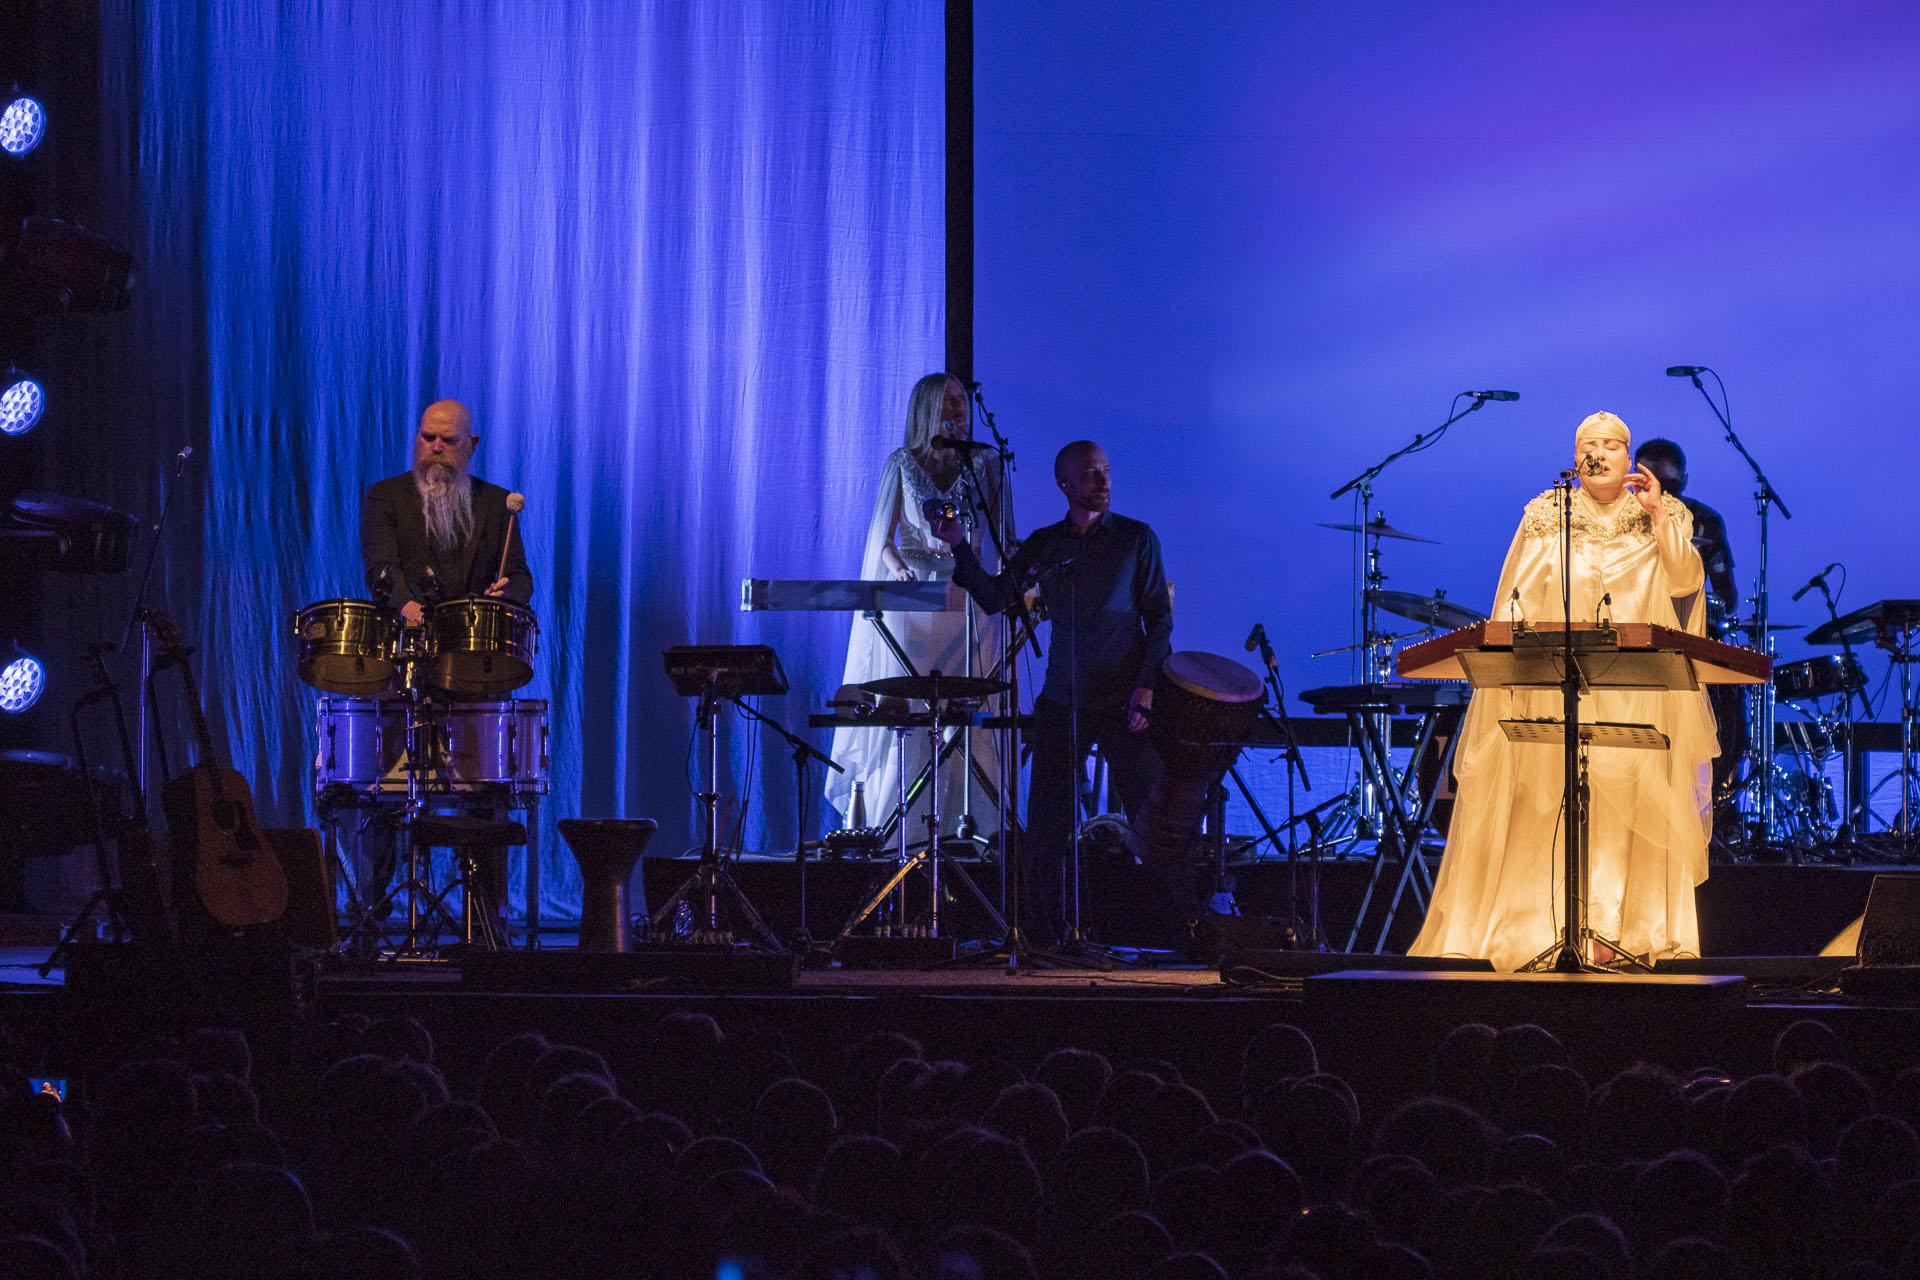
[952,510,1173,708]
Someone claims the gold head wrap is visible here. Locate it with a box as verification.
[1574,411,1630,450]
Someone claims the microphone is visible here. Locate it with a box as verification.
[932,434,994,453]
[1792,563,1840,602]
[1466,390,1519,401]
[175,445,194,466]
[1583,456,1603,476]
[1244,623,1266,654]
[1666,366,1708,377]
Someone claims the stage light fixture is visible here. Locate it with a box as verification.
[0,95,45,157]
[1,369,45,435]
[0,655,44,713]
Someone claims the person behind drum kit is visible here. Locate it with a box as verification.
[360,399,532,620]
[931,441,1174,946]
[1636,437,1748,806]
[354,398,535,909]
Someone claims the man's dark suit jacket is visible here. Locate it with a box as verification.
[359,472,533,611]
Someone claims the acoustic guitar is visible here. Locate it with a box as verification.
[149,611,288,929]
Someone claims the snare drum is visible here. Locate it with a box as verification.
[428,597,538,696]
[314,697,404,787]
[295,599,398,695]
[442,700,550,792]
[1773,654,1865,703]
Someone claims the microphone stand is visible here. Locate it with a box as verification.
[118,446,195,810]
[1331,394,1506,835]
[1672,369,1792,856]
[961,381,1033,969]
[1249,626,1320,948]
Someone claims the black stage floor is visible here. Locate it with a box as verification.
[0,858,1912,1108]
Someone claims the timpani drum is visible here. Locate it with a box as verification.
[295,599,398,695]
[428,597,538,696]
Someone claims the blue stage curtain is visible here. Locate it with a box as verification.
[107,2,946,921]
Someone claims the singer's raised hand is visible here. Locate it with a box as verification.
[1624,463,1664,520]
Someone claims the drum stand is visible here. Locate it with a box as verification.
[650,658,786,952]
[382,692,470,958]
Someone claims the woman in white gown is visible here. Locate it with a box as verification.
[1409,411,1717,971]
[825,372,1003,837]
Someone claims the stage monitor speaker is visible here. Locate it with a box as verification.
[1836,874,1920,1000]
[1857,874,1920,967]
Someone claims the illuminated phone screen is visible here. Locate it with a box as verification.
[29,1078,66,1103]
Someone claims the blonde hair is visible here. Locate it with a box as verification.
[903,371,963,458]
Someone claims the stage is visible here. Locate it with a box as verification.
[4,853,1917,1112]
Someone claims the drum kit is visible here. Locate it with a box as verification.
[292,594,546,953]
[1758,598,1920,857]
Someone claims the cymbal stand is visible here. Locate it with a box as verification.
[1671,368,1792,852]
[649,673,784,951]
[1867,619,1918,847]
[1812,576,1874,844]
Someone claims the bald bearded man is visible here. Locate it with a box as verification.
[361,399,532,620]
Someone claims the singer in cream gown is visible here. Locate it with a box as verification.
[1409,412,1717,971]
[826,374,1002,836]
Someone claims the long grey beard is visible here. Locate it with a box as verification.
[415,467,474,556]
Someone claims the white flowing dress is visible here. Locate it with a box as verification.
[1409,487,1716,971]
[825,448,1003,834]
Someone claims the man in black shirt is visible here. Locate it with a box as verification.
[360,399,532,621]
[933,440,1173,944]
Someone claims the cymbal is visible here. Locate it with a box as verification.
[1367,588,1486,631]
[1316,517,1438,544]
[1806,599,1920,646]
[860,673,1011,702]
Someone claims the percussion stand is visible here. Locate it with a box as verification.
[383,689,466,959]
[1670,368,1792,855]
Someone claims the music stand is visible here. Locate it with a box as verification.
[651,645,788,952]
